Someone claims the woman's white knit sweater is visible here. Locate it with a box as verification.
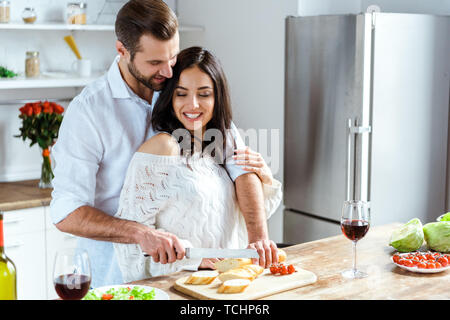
[113,152,282,283]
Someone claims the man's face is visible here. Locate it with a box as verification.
[125,32,180,91]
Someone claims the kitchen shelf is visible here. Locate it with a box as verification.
[0,22,204,32]
[0,22,115,31]
[0,72,105,90]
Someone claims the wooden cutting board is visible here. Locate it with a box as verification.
[173,267,317,300]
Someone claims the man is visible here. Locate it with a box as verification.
[50,0,278,288]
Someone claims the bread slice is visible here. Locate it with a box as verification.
[218,267,255,282]
[214,248,287,273]
[240,264,264,277]
[217,279,251,294]
[218,264,264,282]
[184,270,219,285]
[214,258,252,273]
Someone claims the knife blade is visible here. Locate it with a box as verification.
[185,248,259,259]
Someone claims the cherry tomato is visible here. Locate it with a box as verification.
[277,265,283,274]
[129,295,134,300]
[101,293,113,300]
[406,260,415,267]
[437,256,448,267]
[409,260,418,267]
[287,264,296,274]
[426,262,436,269]
[393,255,400,263]
[398,258,407,266]
[270,265,278,274]
[435,262,442,268]
[280,265,289,275]
[417,262,427,269]
[400,259,408,266]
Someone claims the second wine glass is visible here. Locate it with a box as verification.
[53,248,91,300]
[340,200,370,279]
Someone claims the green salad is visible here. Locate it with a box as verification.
[83,285,155,300]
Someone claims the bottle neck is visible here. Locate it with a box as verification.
[0,214,4,255]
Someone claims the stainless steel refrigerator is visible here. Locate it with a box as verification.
[283,13,450,244]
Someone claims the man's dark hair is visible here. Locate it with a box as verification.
[115,0,178,59]
[152,46,233,157]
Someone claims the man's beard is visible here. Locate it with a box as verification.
[127,59,165,91]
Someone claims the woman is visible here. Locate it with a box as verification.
[113,47,282,282]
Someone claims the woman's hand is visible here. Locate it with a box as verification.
[199,258,220,270]
[233,147,273,185]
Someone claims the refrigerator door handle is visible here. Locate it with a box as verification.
[349,126,371,134]
[346,118,372,201]
[346,118,353,201]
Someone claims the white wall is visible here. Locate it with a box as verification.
[297,0,361,15]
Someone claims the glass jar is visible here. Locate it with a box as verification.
[0,0,10,23]
[22,7,37,24]
[25,51,40,78]
[66,2,87,25]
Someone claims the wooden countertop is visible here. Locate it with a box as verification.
[129,223,450,300]
[0,179,52,211]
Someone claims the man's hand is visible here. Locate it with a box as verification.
[55,206,186,265]
[233,147,273,185]
[199,258,220,270]
[248,239,279,268]
[137,228,185,264]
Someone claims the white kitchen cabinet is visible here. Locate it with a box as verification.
[3,207,47,300]
[2,206,79,300]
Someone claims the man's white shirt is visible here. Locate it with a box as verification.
[50,56,247,287]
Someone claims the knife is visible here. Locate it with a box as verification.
[143,248,259,259]
[185,248,259,259]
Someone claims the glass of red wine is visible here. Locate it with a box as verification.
[53,248,91,300]
[340,200,370,279]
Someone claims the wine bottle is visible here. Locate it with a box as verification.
[0,212,17,300]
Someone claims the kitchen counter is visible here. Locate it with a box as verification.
[129,223,449,300]
[0,179,52,211]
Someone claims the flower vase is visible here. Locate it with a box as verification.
[39,148,54,189]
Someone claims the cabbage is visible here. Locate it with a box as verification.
[389,218,424,252]
[439,212,450,221]
[423,222,450,252]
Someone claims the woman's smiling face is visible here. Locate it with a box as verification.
[172,66,215,134]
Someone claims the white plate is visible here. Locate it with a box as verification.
[391,253,450,274]
[90,284,170,300]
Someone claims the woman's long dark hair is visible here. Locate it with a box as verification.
[151,46,233,158]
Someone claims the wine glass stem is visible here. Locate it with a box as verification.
[352,240,357,272]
